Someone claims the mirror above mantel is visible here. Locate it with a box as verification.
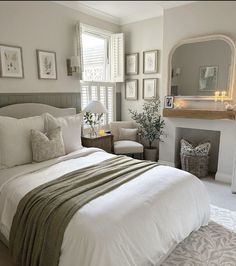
[168,35,236,100]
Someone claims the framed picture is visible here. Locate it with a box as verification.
[125,79,138,100]
[199,66,218,91]
[143,78,157,99]
[0,44,24,78]
[125,53,139,75]
[37,50,57,80]
[143,50,158,74]
[164,96,174,109]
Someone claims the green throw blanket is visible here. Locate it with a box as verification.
[10,155,157,266]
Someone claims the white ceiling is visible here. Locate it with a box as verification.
[54,1,196,25]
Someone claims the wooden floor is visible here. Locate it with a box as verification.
[0,241,14,266]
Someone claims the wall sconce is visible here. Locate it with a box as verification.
[67,56,81,76]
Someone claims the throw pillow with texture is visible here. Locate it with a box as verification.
[119,128,138,141]
[31,127,65,162]
[180,139,211,157]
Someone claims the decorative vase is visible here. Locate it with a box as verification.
[144,148,157,162]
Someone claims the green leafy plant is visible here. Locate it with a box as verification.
[84,112,103,136]
[129,98,165,149]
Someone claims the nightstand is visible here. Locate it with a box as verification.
[81,134,114,153]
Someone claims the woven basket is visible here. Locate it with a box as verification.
[181,154,209,179]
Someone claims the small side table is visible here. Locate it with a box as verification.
[81,134,114,153]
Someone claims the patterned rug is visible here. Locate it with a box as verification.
[162,205,236,265]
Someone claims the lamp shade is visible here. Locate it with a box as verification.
[83,100,108,114]
[70,56,80,67]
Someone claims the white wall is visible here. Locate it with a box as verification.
[0,1,119,93]
[120,16,163,120]
[161,1,236,108]
[159,1,236,183]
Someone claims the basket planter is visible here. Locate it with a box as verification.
[181,154,209,178]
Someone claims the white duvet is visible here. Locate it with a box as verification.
[0,148,210,266]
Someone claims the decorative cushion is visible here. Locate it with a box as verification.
[119,128,138,141]
[31,127,65,162]
[180,139,211,157]
[0,115,44,169]
[114,140,143,154]
[44,113,82,154]
[110,121,136,141]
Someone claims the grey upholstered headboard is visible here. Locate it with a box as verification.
[0,103,76,118]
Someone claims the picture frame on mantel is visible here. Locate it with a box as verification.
[37,50,57,80]
[125,79,138,100]
[125,53,139,75]
[0,44,24,78]
[164,95,174,109]
[143,50,158,74]
[143,78,157,99]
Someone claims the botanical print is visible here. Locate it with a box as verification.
[0,45,23,78]
[37,50,57,80]
[143,79,156,99]
[199,66,218,91]
[126,53,138,75]
[143,50,158,74]
[125,80,138,100]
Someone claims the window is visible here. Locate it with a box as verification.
[81,24,124,82]
[81,82,115,126]
[80,24,124,125]
[82,32,108,82]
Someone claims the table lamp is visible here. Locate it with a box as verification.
[83,101,107,136]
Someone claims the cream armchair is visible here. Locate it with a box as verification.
[110,121,144,158]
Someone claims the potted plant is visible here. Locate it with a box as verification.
[129,98,165,161]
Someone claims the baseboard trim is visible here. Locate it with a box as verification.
[158,160,176,167]
[215,172,232,184]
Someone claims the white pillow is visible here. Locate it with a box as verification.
[0,115,44,169]
[119,128,138,141]
[44,113,82,154]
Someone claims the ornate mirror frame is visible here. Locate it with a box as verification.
[168,34,236,100]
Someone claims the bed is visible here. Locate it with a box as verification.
[0,103,210,266]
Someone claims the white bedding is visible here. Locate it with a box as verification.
[0,148,210,266]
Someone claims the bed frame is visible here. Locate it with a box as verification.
[0,103,76,118]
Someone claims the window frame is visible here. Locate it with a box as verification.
[81,24,112,82]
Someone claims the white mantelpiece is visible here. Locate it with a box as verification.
[159,117,236,184]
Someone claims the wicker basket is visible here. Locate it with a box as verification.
[180,154,209,178]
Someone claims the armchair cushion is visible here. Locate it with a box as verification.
[110,121,136,141]
[114,140,143,154]
[119,128,138,141]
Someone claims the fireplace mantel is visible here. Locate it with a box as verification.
[163,108,236,120]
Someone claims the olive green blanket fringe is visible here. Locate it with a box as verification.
[9,155,157,266]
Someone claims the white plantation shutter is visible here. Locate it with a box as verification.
[81,82,115,125]
[111,33,125,82]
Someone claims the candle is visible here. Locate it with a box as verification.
[99,129,105,136]
[221,91,226,102]
[214,91,220,102]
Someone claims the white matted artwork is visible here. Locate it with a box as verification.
[199,66,218,91]
[143,50,158,74]
[164,96,174,109]
[143,78,157,99]
[126,53,139,75]
[0,44,24,78]
[37,50,57,80]
[125,79,138,100]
